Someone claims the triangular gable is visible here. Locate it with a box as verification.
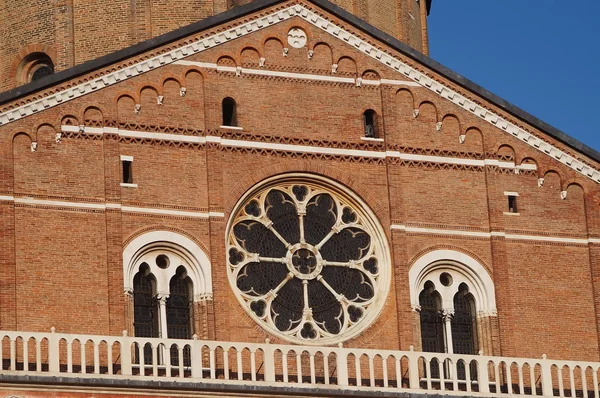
[1,0,599,184]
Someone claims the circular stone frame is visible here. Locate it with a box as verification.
[226,173,391,345]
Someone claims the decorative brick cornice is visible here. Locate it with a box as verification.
[0,2,597,183]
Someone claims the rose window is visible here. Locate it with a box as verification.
[227,176,390,345]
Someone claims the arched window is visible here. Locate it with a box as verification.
[133,265,158,338]
[167,267,193,340]
[410,250,496,379]
[363,109,378,138]
[133,264,157,364]
[451,283,477,355]
[167,266,193,365]
[419,283,443,354]
[222,97,237,127]
[16,52,55,84]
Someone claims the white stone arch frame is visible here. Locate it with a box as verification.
[409,249,496,317]
[123,231,213,302]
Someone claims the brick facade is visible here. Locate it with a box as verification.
[0,0,597,396]
[0,0,428,92]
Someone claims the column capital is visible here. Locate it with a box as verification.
[441,309,455,322]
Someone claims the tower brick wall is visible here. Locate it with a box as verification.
[0,0,429,92]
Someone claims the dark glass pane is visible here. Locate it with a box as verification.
[308,280,343,334]
[419,289,443,379]
[167,275,192,366]
[133,271,157,365]
[271,278,304,332]
[265,190,299,244]
[236,261,288,296]
[133,272,157,338]
[320,267,374,303]
[31,65,54,81]
[452,293,476,355]
[233,220,287,258]
[304,194,337,245]
[320,227,370,262]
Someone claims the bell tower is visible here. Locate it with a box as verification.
[0,0,431,92]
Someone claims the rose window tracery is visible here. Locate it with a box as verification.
[227,176,390,345]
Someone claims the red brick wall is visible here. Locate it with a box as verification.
[0,2,597,365]
[0,0,428,92]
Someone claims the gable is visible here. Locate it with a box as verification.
[0,0,598,185]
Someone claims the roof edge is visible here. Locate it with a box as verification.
[0,0,597,164]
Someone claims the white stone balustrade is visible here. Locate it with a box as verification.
[0,328,599,397]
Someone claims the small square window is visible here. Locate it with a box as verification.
[122,160,133,184]
[507,195,518,213]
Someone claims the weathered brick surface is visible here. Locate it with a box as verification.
[0,6,598,397]
[0,0,428,92]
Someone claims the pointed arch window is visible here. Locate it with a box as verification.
[133,265,158,339]
[452,283,477,356]
[419,283,443,354]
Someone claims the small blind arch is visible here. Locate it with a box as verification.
[222,97,238,127]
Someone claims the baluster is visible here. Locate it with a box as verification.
[592,367,599,398]
[223,349,229,380]
[210,349,216,379]
[237,349,243,381]
[152,344,159,377]
[10,337,16,370]
[530,364,537,396]
[518,363,524,394]
[569,366,576,397]
[137,344,144,375]
[282,351,289,383]
[250,350,256,382]
[369,356,375,387]
[395,357,402,389]
[323,352,330,385]
[36,339,41,372]
[452,360,459,391]
[23,339,29,373]
[425,359,432,390]
[178,346,184,378]
[382,356,388,388]
[494,361,501,394]
[505,362,513,396]
[582,367,588,398]
[355,355,361,387]
[558,367,564,398]
[310,354,316,384]
[94,342,100,374]
[107,343,113,375]
[465,361,471,393]
[66,340,73,373]
[438,358,445,392]
[296,352,302,384]
[164,345,172,378]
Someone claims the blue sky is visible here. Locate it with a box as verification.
[428,0,600,152]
